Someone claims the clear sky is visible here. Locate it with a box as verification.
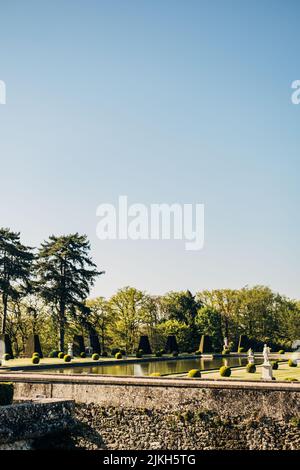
[0,0,299,299]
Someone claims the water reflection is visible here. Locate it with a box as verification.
[40,357,249,376]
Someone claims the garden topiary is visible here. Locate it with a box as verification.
[32,352,39,358]
[188,369,201,378]
[278,350,285,354]
[172,351,178,357]
[246,363,256,373]
[58,352,65,359]
[32,356,40,364]
[136,351,143,358]
[115,352,122,360]
[101,351,108,357]
[155,351,162,357]
[2,353,11,361]
[195,350,201,356]
[220,366,231,377]
[285,377,298,382]
[0,383,14,406]
[49,350,59,358]
[80,352,86,358]
[288,359,297,368]
[271,360,279,370]
[64,354,72,362]
[92,353,100,361]
[150,372,161,377]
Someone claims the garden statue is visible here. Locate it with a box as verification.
[248,348,255,364]
[67,343,73,358]
[261,344,273,381]
[223,337,229,350]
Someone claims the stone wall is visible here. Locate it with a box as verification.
[1,373,300,450]
[0,398,75,450]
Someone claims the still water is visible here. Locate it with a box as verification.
[39,357,249,376]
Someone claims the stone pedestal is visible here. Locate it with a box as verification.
[261,363,273,381]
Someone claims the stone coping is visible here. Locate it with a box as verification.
[0,371,299,391]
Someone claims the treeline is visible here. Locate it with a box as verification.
[0,228,299,355]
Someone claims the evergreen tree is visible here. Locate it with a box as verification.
[36,233,103,351]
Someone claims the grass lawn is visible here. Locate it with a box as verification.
[200,361,300,382]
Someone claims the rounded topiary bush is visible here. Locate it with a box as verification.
[172,351,178,357]
[58,352,65,359]
[278,350,285,354]
[2,353,11,361]
[80,352,86,358]
[92,353,99,361]
[115,352,122,360]
[246,363,256,373]
[32,356,40,364]
[150,372,161,377]
[288,359,297,368]
[220,366,231,377]
[136,351,143,358]
[155,351,162,357]
[32,352,39,358]
[64,354,71,362]
[0,383,14,406]
[195,350,201,356]
[101,351,108,357]
[238,347,245,353]
[271,360,279,370]
[188,369,201,378]
[49,350,59,358]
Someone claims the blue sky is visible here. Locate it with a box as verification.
[0,0,299,299]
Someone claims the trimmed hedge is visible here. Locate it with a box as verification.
[271,360,279,370]
[49,350,59,358]
[220,366,231,377]
[80,352,86,358]
[136,351,143,358]
[246,363,256,373]
[172,351,178,357]
[64,354,72,362]
[32,352,39,358]
[2,353,11,361]
[188,369,201,378]
[32,356,40,364]
[58,352,65,359]
[101,351,108,357]
[155,351,162,357]
[288,359,297,368]
[195,350,201,356]
[0,383,14,406]
[115,352,122,360]
[278,350,285,354]
[92,353,100,361]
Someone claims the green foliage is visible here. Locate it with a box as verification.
[32,352,39,358]
[278,350,285,354]
[2,353,10,361]
[188,369,201,378]
[136,350,143,358]
[0,382,14,405]
[238,347,245,353]
[219,366,231,377]
[155,351,162,357]
[195,350,201,356]
[36,233,103,351]
[58,352,65,359]
[288,359,297,367]
[64,354,71,362]
[115,352,122,359]
[150,372,161,377]
[285,377,298,382]
[271,360,279,370]
[80,352,86,358]
[222,349,230,355]
[196,306,223,352]
[172,351,178,357]
[32,356,40,364]
[290,417,300,426]
[246,363,256,373]
[92,353,99,360]
[101,351,108,357]
[49,350,59,358]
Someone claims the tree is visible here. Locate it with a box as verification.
[86,297,114,352]
[0,228,34,334]
[36,233,103,351]
[160,290,202,326]
[109,287,150,353]
[196,306,223,351]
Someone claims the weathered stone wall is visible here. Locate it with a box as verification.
[0,398,75,450]
[1,374,299,450]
